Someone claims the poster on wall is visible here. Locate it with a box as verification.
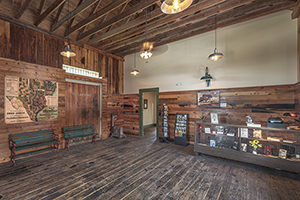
[197,91,220,107]
[5,75,58,124]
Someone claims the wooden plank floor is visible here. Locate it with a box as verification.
[0,127,300,200]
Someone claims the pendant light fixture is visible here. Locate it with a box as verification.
[60,0,76,58]
[200,67,213,88]
[160,0,193,14]
[208,15,223,61]
[130,53,139,76]
[140,8,153,59]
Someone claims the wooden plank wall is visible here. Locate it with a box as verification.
[123,94,139,135]
[0,58,66,163]
[122,84,297,144]
[0,18,126,163]
[0,19,124,95]
[63,44,124,95]
[65,82,100,134]
[0,20,64,68]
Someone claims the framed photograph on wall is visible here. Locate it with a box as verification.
[197,91,220,107]
[144,99,148,109]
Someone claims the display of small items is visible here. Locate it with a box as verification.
[198,125,238,149]
[174,113,188,146]
[161,104,169,138]
[199,124,300,160]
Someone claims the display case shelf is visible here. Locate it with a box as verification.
[194,122,300,174]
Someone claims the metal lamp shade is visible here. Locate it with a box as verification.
[130,68,140,76]
[160,0,193,14]
[60,44,76,58]
[208,48,224,61]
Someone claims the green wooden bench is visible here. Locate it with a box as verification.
[8,129,60,166]
[63,124,97,151]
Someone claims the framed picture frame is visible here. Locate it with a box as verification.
[197,91,220,107]
[278,149,287,159]
[144,99,148,109]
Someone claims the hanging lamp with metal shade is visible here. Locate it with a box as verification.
[60,0,76,58]
[200,67,213,87]
[160,0,193,14]
[130,53,140,76]
[208,15,223,61]
[140,8,153,59]
[60,44,76,58]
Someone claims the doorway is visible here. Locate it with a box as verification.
[65,79,102,139]
[139,88,159,139]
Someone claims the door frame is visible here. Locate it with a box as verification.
[139,87,159,139]
[65,78,102,139]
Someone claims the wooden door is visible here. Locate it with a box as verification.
[65,82,100,135]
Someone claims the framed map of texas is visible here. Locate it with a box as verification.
[5,75,58,124]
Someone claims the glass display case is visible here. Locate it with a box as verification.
[194,122,300,173]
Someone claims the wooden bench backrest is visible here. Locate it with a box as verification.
[10,129,53,145]
[63,124,94,139]
[63,124,93,132]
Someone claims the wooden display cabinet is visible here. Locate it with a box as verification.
[194,122,300,174]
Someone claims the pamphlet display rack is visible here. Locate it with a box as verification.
[161,104,169,143]
[174,113,188,146]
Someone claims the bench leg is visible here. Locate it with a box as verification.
[55,142,60,154]
[10,151,16,166]
[65,139,70,151]
[92,135,97,144]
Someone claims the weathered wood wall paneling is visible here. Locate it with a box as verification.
[0,58,66,163]
[121,85,297,145]
[0,19,124,95]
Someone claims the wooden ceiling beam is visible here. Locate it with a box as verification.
[51,0,99,32]
[37,0,46,17]
[106,0,255,53]
[64,0,84,36]
[292,0,300,19]
[77,0,159,41]
[116,1,294,56]
[16,0,34,19]
[88,7,163,45]
[96,0,226,48]
[64,0,131,37]
[78,0,103,36]
[52,2,66,28]
[35,0,66,26]
[105,2,129,33]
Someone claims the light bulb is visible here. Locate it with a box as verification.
[67,51,70,58]
[172,0,180,11]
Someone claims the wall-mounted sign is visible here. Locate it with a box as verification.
[63,64,100,78]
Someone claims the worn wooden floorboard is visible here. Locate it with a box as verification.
[0,127,299,200]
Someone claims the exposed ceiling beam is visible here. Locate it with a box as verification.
[96,0,226,49]
[16,0,34,19]
[105,2,129,33]
[116,1,294,56]
[35,0,66,26]
[292,0,300,19]
[51,0,100,32]
[52,2,66,28]
[88,7,163,45]
[78,0,103,36]
[77,0,159,41]
[37,0,46,17]
[106,0,255,53]
[64,0,131,37]
[64,0,84,35]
